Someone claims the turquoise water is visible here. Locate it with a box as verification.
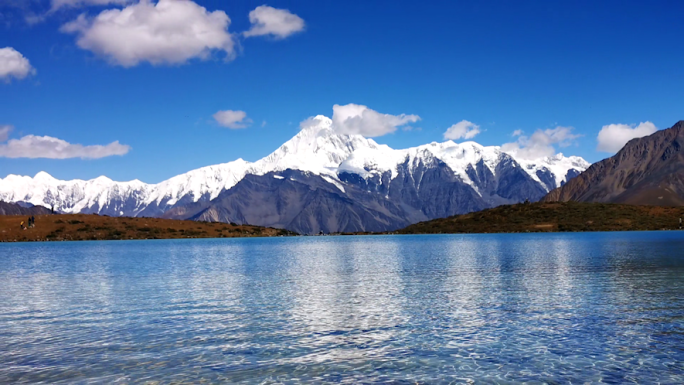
[0,232,683,383]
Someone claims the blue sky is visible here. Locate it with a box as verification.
[1,0,683,183]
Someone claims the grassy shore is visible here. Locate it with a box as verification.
[0,214,295,243]
[4,202,683,242]
[396,202,684,234]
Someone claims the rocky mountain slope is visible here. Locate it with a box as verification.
[544,120,684,206]
[0,202,51,216]
[0,116,590,233]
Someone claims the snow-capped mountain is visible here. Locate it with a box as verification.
[0,115,590,232]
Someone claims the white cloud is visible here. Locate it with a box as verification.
[213,110,252,129]
[299,116,321,130]
[51,0,132,11]
[331,103,420,137]
[243,5,305,39]
[0,47,36,82]
[501,126,580,160]
[24,14,48,25]
[60,0,235,67]
[0,125,12,142]
[0,134,130,159]
[443,120,481,140]
[596,121,657,153]
[0,121,125,161]
[512,129,523,137]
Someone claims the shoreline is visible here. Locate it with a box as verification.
[2,227,682,244]
[3,202,684,243]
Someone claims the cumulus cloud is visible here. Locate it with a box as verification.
[213,110,252,129]
[0,134,130,159]
[243,5,305,39]
[0,125,12,142]
[60,0,235,67]
[501,126,580,160]
[443,120,481,140]
[596,121,657,153]
[512,129,523,137]
[51,0,132,11]
[331,103,420,137]
[0,47,36,82]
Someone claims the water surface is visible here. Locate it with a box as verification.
[1,232,683,383]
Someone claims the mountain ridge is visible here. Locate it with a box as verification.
[0,201,52,216]
[0,116,590,233]
[0,116,589,216]
[544,120,684,206]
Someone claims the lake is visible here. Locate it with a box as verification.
[1,232,683,383]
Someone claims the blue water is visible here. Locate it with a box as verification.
[0,232,683,383]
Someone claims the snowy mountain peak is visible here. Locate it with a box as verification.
[301,115,333,131]
[254,116,382,177]
[93,176,113,183]
[34,171,56,181]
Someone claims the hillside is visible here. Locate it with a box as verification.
[0,201,51,216]
[0,214,295,243]
[544,120,684,205]
[397,202,684,234]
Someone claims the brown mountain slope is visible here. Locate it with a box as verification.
[0,201,52,216]
[543,120,684,205]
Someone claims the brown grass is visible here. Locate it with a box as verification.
[0,214,296,243]
[396,202,684,234]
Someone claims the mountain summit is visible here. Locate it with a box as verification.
[0,118,589,233]
[544,120,684,206]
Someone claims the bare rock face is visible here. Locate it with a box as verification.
[543,120,684,206]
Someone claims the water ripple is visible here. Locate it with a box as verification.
[0,233,683,383]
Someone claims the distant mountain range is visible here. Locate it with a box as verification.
[0,116,589,234]
[545,120,684,206]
